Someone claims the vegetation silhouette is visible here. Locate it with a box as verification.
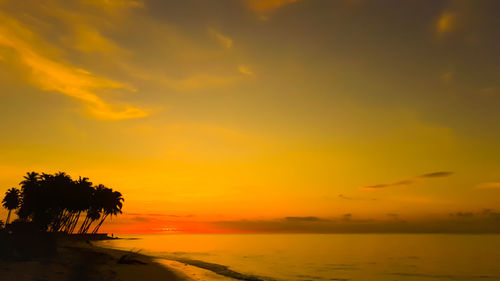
[2,187,20,224]
[2,171,124,234]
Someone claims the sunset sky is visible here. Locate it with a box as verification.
[1,0,500,234]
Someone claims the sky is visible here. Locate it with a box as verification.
[0,0,500,234]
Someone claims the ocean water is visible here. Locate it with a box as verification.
[95,234,500,281]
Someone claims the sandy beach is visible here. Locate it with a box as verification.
[0,240,197,281]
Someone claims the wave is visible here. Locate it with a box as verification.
[165,257,274,281]
[387,272,498,279]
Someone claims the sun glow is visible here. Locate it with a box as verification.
[1,0,500,235]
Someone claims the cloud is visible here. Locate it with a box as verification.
[108,210,500,234]
[4,0,252,101]
[434,1,498,45]
[361,180,413,190]
[0,11,147,120]
[361,171,452,190]
[209,211,500,233]
[238,65,253,75]
[419,171,453,178]
[394,180,414,185]
[284,216,324,222]
[126,213,195,218]
[209,28,233,49]
[342,213,352,221]
[339,194,377,201]
[481,209,500,219]
[161,74,242,91]
[449,212,473,218]
[167,214,196,218]
[122,58,249,92]
[85,0,144,9]
[362,184,389,189]
[436,12,456,35]
[338,194,353,200]
[246,0,300,13]
[70,25,122,53]
[131,216,151,222]
[475,182,500,189]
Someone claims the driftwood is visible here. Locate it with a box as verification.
[117,251,147,265]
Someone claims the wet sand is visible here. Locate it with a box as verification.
[0,240,193,281]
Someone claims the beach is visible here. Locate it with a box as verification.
[2,233,500,281]
[0,239,198,281]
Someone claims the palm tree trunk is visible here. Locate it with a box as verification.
[69,211,81,234]
[92,214,108,234]
[6,210,11,225]
[84,219,95,234]
[78,216,89,234]
[59,211,71,231]
[52,210,65,232]
[81,217,95,234]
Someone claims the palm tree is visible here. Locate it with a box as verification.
[79,207,101,234]
[8,171,124,234]
[66,177,93,233]
[18,171,40,221]
[92,189,123,234]
[2,187,20,224]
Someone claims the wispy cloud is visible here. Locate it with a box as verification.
[434,1,496,45]
[208,28,233,49]
[361,171,453,190]
[126,212,195,218]
[284,216,324,222]
[84,0,144,10]
[475,182,500,189]
[69,25,123,54]
[208,210,500,233]
[361,180,414,190]
[339,194,377,201]
[160,74,242,91]
[0,11,147,120]
[436,12,456,35]
[246,0,300,12]
[419,171,453,178]
[238,65,254,76]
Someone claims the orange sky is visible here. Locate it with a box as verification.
[1,0,500,234]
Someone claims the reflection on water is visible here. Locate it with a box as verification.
[96,234,500,281]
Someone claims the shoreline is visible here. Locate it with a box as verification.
[0,233,264,281]
[92,242,265,281]
[0,239,194,281]
[90,242,244,281]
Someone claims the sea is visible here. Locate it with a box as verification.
[95,234,500,281]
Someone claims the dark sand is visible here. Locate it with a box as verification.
[0,240,192,281]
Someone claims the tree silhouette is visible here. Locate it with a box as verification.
[2,187,20,224]
[17,172,40,221]
[2,171,124,234]
[92,189,123,234]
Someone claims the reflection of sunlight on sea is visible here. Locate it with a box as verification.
[96,234,500,281]
[158,260,236,281]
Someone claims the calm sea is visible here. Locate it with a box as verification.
[95,234,500,281]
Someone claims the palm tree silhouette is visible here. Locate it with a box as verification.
[92,189,123,234]
[4,171,124,234]
[18,172,40,221]
[2,187,20,224]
